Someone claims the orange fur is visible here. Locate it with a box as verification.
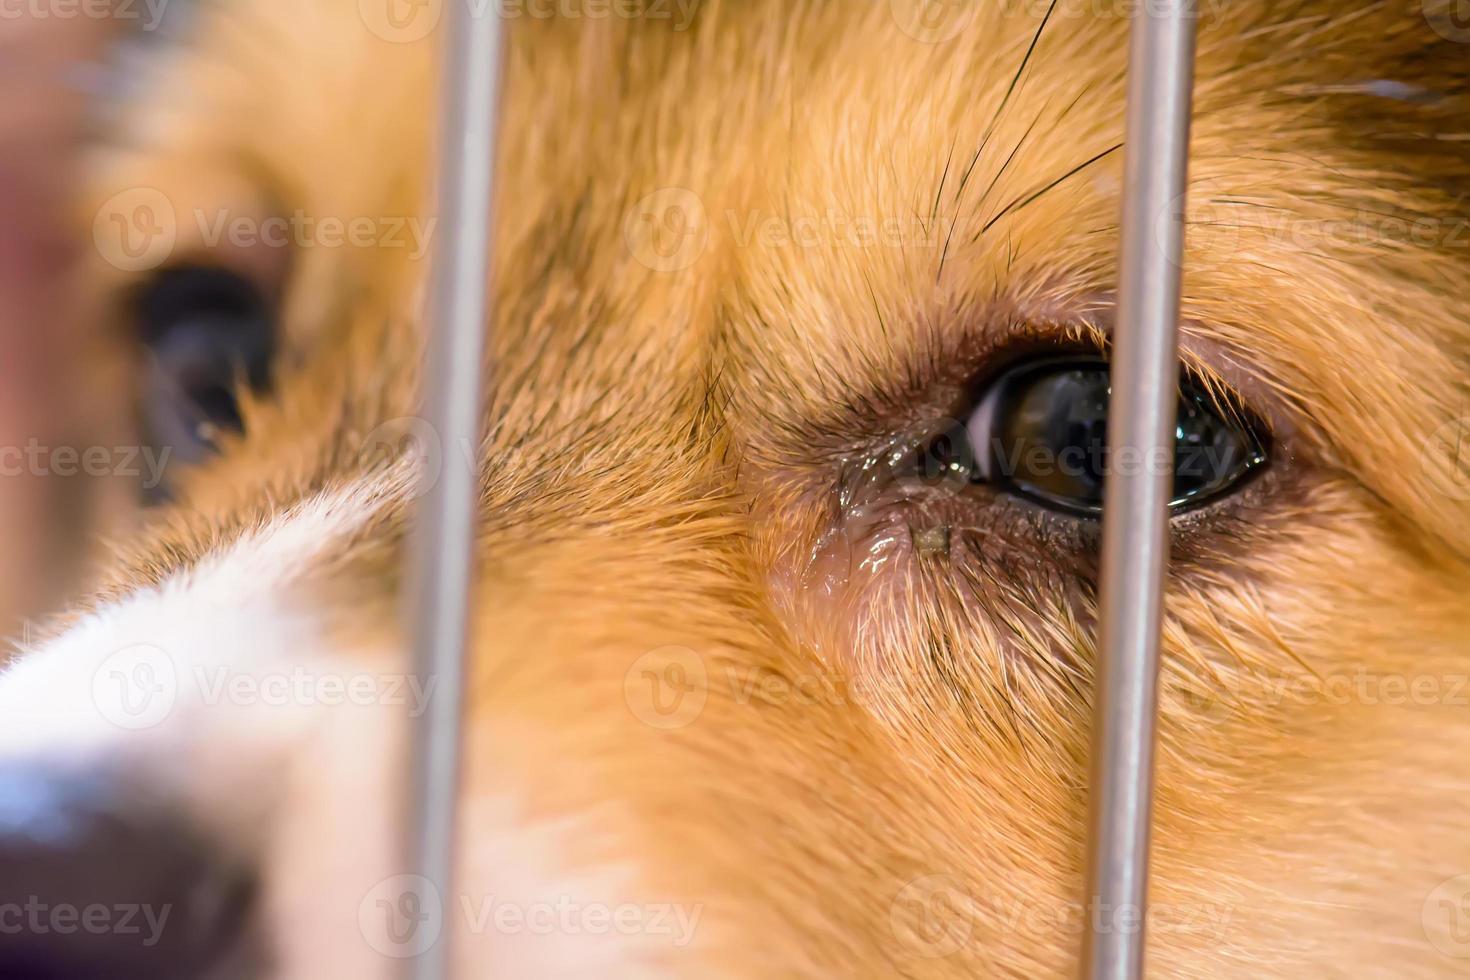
[45,0,1470,974]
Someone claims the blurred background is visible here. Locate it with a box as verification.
[0,11,137,646]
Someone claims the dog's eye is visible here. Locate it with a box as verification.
[132,266,275,465]
[918,355,1267,517]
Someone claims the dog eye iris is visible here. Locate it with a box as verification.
[959,356,1267,516]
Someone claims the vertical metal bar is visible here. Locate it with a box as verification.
[1081,2,1196,979]
[404,6,504,980]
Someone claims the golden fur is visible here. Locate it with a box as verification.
[51,0,1470,974]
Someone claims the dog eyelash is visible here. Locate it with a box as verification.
[764,305,1296,587]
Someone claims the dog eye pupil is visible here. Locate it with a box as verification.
[994,363,1112,509]
[1170,389,1266,505]
[132,266,275,468]
[968,356,1267,517]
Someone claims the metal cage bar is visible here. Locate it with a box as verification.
[1082,3,1197,979]
[404,6,505,980]
[406,3,1196,979]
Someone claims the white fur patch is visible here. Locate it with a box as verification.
[0,474,399,852]
[0,471,686,977]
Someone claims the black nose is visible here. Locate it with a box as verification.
[0,762,259,980]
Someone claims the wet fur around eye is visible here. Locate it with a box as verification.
[747,291,1302,606]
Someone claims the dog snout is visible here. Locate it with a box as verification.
[0,760,258,980]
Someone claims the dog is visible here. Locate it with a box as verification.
[0,0,1468,975]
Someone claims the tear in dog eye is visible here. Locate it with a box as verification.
[909,355,1268,517]
[132,266,275,466]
